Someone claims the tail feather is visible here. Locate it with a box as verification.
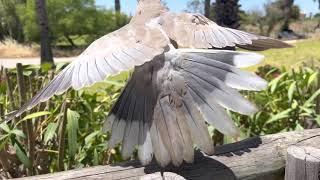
[121,93,139,160]
[150,119,171,167]
[107,78,136,148]
[179,53,267,91]
[158,97,184,166]
[181,92,214,155]
[187,86,240,137]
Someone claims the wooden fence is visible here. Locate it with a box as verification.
[17,128,320,180]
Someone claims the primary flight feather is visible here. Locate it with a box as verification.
[6,0,292,167]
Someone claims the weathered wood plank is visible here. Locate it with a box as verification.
[18,129,320,180]
[285,146,320,180]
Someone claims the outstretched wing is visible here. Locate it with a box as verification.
[5,24,169,121]
[160,12,292,50]
[104,49,266,167]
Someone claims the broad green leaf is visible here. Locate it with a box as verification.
[265,109,292,125]
[93,149,99,166]
[67,109,80,157]
[305,89,320,106]
[85,131,100,144]
[295,122,304,131]
[23,111,51,121]
[44,123,58,144]
[14,143,31,169]
[315,116,320,126]
[0,123,11,133]
[23,70,33,76]
[307,72,318,88]
[269,72,288,93]
[102,80,126,87]
[11,130,26,138]
[288,82,296,102]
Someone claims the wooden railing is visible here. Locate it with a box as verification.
[17,128,320,180]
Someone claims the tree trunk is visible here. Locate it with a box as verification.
[204,0,211,18]
[115,0,120,12]
[35,0,54,65]
[281,0,294,31]
[214,0,240,29]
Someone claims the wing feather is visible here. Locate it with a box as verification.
[6,24,168,121]
[161,12,292,50]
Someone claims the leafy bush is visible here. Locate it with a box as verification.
[0,64,128,178]
[232,65,320,137]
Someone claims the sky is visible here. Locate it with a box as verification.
[96,0,320,16]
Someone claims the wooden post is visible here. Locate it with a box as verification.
[16,63,35,176]
[285,146,320,180]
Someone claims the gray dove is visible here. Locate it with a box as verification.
[6,0,291,167]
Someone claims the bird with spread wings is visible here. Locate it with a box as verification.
[5,0,291,167]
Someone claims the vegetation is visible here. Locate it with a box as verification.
[1,56,320,177]
[0,0,129,47]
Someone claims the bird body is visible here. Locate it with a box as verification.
[6,0,292,167]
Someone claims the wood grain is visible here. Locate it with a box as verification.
[18,129,320,180]
[285,146,320,180]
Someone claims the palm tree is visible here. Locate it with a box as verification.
[35,0,53,64]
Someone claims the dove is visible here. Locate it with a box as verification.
[5,0,292,167]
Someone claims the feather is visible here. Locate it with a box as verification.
[182,71,258,115]
[180,53,268,91]
[177,49,265,68]
[187,85,240,137]
[181,92,214,155]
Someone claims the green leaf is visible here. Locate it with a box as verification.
[44,123,58,144]
[23,70,33,76]
[308,72,318,88]
[93,149,99,166]
[269,72,288,93]
[11,130,26,138]
[102,80,126,87]
[85,131,100,145]
[305,89,320,106]
[23,111,51,121]
[0,123,11,133]
[14,143,31,169]
[265,109,292,125]
[67,109,80,157]
[288,81,296,102]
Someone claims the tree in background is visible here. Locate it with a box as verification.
[0,0,25,42]
[186,0,204,14]
[115,0,120,12]
[281,0,294,31]
[215,0,240,29]
[204,0,211,18]
[35,0,53,64]
[17,0,129,47]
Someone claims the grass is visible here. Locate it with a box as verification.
[0,38,38,58]
[254,39,320,70]
[0,38,83,58]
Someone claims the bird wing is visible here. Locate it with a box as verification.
[5,24,169,120]
[160,12,292,50]
[104,49,266,167]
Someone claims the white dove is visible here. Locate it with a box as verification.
[6,0,291,167]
